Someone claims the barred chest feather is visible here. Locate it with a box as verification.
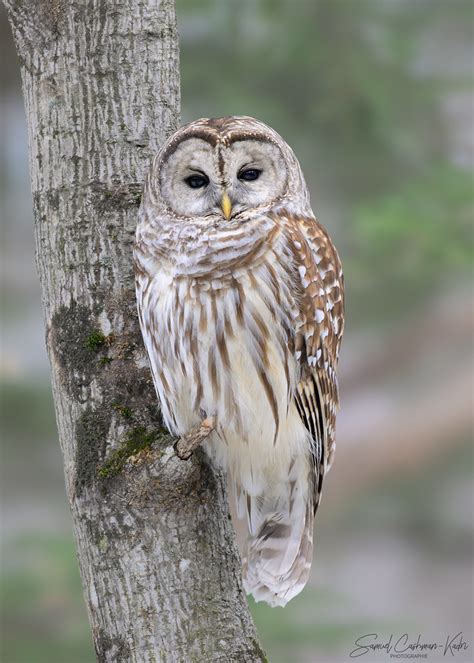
[136,218,311,495]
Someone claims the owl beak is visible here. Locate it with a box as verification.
[221,191,232,220]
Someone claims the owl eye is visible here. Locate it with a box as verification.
[238,168,262,182]
[185,173,209,189]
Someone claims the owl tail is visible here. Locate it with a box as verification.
[236,457,315,608]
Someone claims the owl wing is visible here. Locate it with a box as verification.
[282,213,345,510]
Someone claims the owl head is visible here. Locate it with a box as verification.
[143,116,310,224]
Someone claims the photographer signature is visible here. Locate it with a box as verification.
[350,632,469,658]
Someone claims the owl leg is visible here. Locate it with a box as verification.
[174,416,215,460]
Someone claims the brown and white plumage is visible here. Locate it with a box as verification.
[134,116,344,607]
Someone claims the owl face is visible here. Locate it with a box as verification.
[159,136,288,221]
[149,116,308,224]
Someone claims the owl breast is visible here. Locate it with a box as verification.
[136,221,311,495]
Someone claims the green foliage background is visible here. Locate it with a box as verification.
[179,0,472,328]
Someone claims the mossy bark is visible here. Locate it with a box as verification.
[3,1,264,660]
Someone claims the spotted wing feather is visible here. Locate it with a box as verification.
[281,212,344,506]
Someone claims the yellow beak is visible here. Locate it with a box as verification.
[221,191,232,220]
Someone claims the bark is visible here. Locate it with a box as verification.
[3,1,265,661]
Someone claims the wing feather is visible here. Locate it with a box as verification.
[279,211,345,508]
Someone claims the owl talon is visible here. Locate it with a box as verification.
[174,416,215,461]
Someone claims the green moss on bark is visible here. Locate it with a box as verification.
[98,426,157,479]
[112,403,133,419]
[85,331,107,351]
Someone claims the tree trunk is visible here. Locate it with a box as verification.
[3,1,265,660]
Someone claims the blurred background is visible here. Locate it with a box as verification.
[1,1,473,661]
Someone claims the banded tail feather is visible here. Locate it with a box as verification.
[236,451,317,607]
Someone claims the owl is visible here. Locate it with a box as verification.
[134,116,344,607]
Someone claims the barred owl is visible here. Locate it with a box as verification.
[134,116,344,607]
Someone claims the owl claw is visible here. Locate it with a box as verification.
[174,416,215,460]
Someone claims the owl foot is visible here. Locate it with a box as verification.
[174,417,215,460]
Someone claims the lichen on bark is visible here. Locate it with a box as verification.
[75,405,112,496]
[50,302,102,399]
